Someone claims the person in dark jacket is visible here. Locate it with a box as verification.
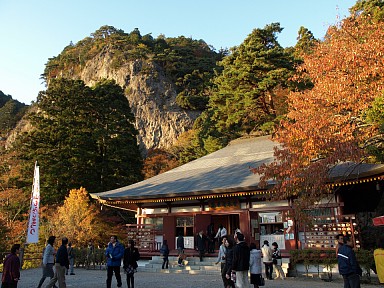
[207,223,215,253]
[224,237,235,288]
[232,233,250,288]
[1,244,21,288]
[335,233,344,256]
[337,235,362,288]
[46,237,69,288]
[196,230,207,262]
[123,240,140,288]
[105,235,125,288]
[176,233,185,266]
[159,240,170,269]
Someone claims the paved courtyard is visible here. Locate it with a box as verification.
[16,267,380,288]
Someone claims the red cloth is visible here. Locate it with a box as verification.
[1,253,20,284]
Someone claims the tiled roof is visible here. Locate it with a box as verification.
[90,136,384,201]
[90,135,277,201]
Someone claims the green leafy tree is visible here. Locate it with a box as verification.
[294,26,319,56]
[0,91,28,136]
[364,94,384,162]
[197,23,297,149]
[350,0,384,21]
[15,78,143,204]
[91,79,143,191]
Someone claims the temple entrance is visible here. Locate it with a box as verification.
[211,214,240,238]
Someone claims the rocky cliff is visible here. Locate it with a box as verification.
[60,50,200,154]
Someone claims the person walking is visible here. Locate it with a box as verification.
[123,240,140,288]
[1,244,21,288]
[215,236,228,287]
[105,235,124,288]
[249,243,263,288]
[374,235,384,284]
[46,237,69,288]
[231,233,250,288]
[66,242,75,275]
[337,235,362,288]
[37,236,57,288]
[176,233,185,267]
[261,240,273,280]
[196,230,207,262]
[224,237,235,288]
[159,240,169,269]
[271,242,284,280]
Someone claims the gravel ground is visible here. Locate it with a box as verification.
[15,267,380,288]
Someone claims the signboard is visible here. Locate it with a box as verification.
[373,216,384,226]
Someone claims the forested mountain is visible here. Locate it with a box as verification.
[41,26,225,154]
[0,91,28,137]
[38,24,304,164]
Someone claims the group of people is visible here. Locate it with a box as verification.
[336,234,384,288]
[215,231,284,288]
[194,224,228,262]
[1,235,140,288]
[37,236,72,288]
[159,233,186,269]
[105,236,140,288]
[2,229,384,288]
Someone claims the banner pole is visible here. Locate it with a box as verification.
[21,161,40,266]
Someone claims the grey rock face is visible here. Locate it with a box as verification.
[78,52,200,154]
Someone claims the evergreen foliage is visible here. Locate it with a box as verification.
[364,94,384,162]
[192,23,299,152]
[42,26,225,111]
[350,0,384,21]
[14,78,143,204]
[0,91,28,136]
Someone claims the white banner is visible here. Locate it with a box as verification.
[26,163,40,243]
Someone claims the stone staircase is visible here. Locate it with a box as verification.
[139,256,291,277]
[140,256,221,275]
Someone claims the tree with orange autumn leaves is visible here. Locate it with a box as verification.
[255,12,384,211]
[0,148,30,250]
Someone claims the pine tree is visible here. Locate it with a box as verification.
[16,78,143,204]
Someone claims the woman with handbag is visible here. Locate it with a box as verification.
[250,242,264,287]
[271,242,284,280]
[123,240,140,288]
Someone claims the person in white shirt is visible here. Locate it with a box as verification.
[261,240,273,280]
[214,224,227,249]
[37,236,57,288]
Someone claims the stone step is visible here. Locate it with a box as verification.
[139,266,220,275]
[143,256,221,274]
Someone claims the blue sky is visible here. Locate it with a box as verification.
[0,0,356,105]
